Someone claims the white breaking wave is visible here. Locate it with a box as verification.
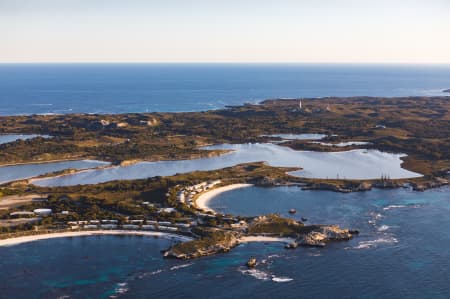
[170,263,193,271]
[239,265,293,283]
[383,204,422,211]
[267,254,281,259]
[383,205,407,211]
[353,237,398,249]
[368,212,383,225]
[150,269,163,275]
[272,276,294,283]
[377,225,390,232]
[239,268,271,281]
[137,269,164,279]
[109,282,129,298]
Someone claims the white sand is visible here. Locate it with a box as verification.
[195,183,253,213]
[239,236,295,243]
[0,230,192,247]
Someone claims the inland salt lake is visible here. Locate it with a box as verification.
[29,143,421,187]
[0,63,449,298]
[0,134,51,144]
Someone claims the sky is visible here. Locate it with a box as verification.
[1,0,450,63]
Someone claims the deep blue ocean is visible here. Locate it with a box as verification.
[0,187,449,299]
[0,63,450,115]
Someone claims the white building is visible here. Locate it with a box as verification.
[83,224,98,229]
[33,208,52,216]
[141,225,156,230]
[122,224,139,230]
[100,224,118,229]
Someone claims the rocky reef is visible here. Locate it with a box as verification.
[302,182,372,193]
[298,225,356,247]
[163,228,241,259]
[249,215,356,247]
[411,177,449,191]
[164,214,358,259]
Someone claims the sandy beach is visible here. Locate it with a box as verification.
[0,230,193,247]
[195,183,253,213]
[239,236,295,244]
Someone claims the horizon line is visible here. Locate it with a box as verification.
[1,61,450,65]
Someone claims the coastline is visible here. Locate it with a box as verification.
[239,236,295,244]
[195,183,254,213]
[0,230,193,247]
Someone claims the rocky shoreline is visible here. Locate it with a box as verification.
[163,215,357,259]
[254,176,449,193]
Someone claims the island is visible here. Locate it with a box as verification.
[0,96,449,259]
[443,89,450,93]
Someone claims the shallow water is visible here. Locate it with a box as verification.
[0,134,50,144]
[33,143,421,187]
[0,187,448,298]
[0,160,110,184]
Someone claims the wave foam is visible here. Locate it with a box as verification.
[170,263,192,271]
[239,265,293,283]
[377,225,390,232]
[383,204,422,211]
[239,268,271,281]
[109,282,129,298]
[383,205,406,211]
[354,237,398,249]
[272,276,294,283]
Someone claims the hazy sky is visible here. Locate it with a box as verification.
[1,0,450,63]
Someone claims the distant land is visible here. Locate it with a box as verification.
[443,89,450,93]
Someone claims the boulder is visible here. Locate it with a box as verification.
[246,258,257,268]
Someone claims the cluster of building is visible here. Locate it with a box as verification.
[10,208,53,218]
[66,219,195,232]
[176,180,221,208]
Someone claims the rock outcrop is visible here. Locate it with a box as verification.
[303,183,350,193]
[411,177,448,191]
[298,225,354,247]
[246,258,257,268]
[163,229,240,259]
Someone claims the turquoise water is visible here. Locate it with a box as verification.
[0,187,448,298]
[1,63,449,115]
